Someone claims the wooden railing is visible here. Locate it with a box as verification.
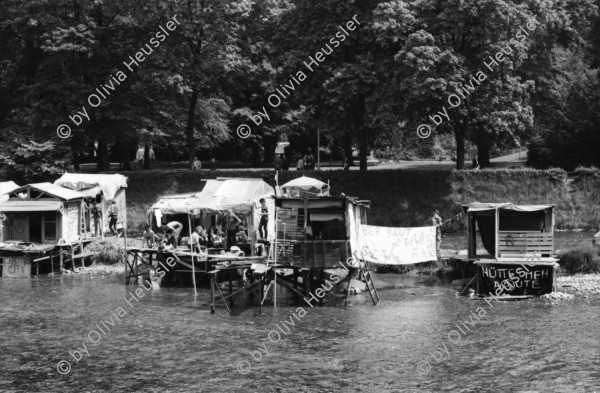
[276,239,350,268]
[498,231,554,257]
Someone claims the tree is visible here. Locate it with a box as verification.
[373,0,597,169]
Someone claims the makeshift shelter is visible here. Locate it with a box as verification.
[461,202,555,259]
[0,183,86,244]
[0,181,19,202]
[149,178,276,254]
[281,176,329,197]
[54,173,128,236]
[461,202,558,297]
[274,195,369,268]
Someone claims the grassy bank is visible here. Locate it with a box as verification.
[112,167,599,233]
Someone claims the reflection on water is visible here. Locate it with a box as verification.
[0,273,599,392]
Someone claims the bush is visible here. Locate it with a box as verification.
[86,239,123,265]
[559,246,600,274]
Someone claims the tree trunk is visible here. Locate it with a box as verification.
[343,132,353,166]
[71,144,80,172]
[477,144,491,168]
[143,144,150,170]
[186,89,199,170]
[359,133,368,171]
[263,134,277,164]
[251,140,261,166]
[454,131,466,170]
[96,138,109,172]
[121,139,131,171]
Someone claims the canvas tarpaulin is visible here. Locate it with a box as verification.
[54,173,127,201]
[356,224,437,265]
[150,179,276,241]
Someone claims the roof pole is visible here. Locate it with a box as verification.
[188,212,197,298]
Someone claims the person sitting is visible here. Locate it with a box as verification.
[190,225,208,253]
[236,226,248,243]
[209,225,224,247]
[142,225,161,248]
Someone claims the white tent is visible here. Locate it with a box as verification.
[281,176,329,196]
[150,178,276,245]
[54,173,127,201]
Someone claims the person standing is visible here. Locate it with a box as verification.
[296,156,305,171]
[225,209,242,250]
[343,156,350,170]
[282,154,290,171]
[108,201,119,236]
[81,199,91,232]
[431,210,443,255]
[305,149,315,170]
[163,221,183,247]
[91,201,102,237]
[274,154,283,171]
[258,198,269,239]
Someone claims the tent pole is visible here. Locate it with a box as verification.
[188,213,197,298]
[101,200,105,240]
[273,204,277,308]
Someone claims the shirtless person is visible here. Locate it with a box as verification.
[162,221,183,248]
[142,225,160,248]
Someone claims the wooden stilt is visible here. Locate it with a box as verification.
[259,276,264,315]
[188,214,197,297]
[210,271,216,313]
[228,271,235,308]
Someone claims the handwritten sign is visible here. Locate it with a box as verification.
[2,256,31,278]
[356,225,437,265]
[479,264,554,296]
[64,206,79,241]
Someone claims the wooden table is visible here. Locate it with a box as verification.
[124,247,160,284]
[207,255,267,313]
[54,239,94,272]
[0,243,56,276]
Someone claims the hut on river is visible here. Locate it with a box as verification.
[54,173,128,237]
[149,178,275,255]
[0,183,93,276]
[461,202,559,297]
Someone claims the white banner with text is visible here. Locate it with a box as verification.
[356,225,437,265]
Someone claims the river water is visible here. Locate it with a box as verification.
[1,232,599,392]
[1,268,599,393]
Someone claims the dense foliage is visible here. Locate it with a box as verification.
[0,0,598,172]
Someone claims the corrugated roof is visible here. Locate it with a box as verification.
[462,202,554,213]
[0,200,63,212]
[13,183,85,201]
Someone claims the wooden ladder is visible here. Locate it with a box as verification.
[80,202,87,239]
[361,269,380,305]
